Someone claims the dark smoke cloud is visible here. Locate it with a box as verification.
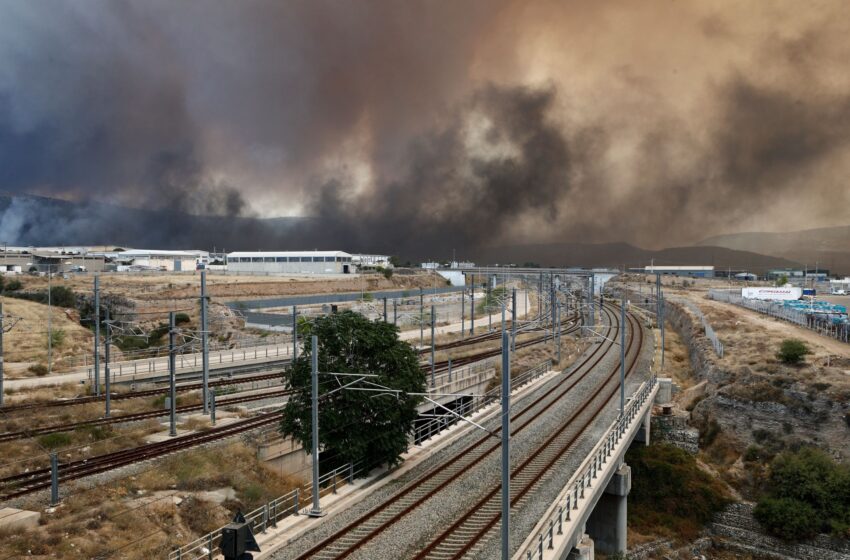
[1,1,849,255]
[300,85,571,255]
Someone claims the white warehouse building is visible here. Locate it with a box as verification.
[226,251,354,274]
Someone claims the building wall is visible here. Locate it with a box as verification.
[227,258,347,274]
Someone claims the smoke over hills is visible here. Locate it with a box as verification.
[1,1,849,255]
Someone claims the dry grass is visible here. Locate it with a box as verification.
[2,297,93,375]
[2,442,300,559]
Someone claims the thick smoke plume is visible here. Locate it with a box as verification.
[1,1,849,256]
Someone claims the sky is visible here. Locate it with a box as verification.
[1,0,849,252]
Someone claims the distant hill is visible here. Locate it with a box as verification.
[699,226,850,275]
[474,242,801,274]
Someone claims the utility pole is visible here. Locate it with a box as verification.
[511,288,517,352]
[104,308,111,418]
[419,288,424,348]
[47,266,52,375]
[292,305,298,362]
[538,272,543,319]
[660,290,666,370]
[168,311,177,437]
[461,283,465,340]
[430,305,436,387]
[500,323,511,560]
[620,298,626,417]
[470,274,475,335]
[93,276,100,396]
[309,334,324,517]
[383,297,387,323]
[556,297,561,364]
[0,301,4,407]
[200,271,209,414]
[393,299,397,326]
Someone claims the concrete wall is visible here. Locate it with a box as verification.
[258,435,313,484]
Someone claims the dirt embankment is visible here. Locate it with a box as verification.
[663,296,850,474]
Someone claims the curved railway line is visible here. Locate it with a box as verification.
[0,366,290,413]
[0,307,584,500]
[0,410,286,500]
[0,388,295,443]
[414,311,643,560]
[291,303,638,560]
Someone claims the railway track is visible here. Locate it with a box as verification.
[413,311,644,560]
[0,410,285,500]
[424,320,581,374]
[418,313,578,354]
[0,368,288,413]
[292,303,631,560]
[0,388,295,443]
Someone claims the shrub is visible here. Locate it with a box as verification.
[754,497,819,540]
[700,418,722,447]
[627,443,728,540]
[382,267,393,279]
[4,278,22,292]
[49,328,66,348]
[776,339,811,365]
[174,312,191,325]
[28,363,48,377]
[754,447,850,539]
[38,432,73,449]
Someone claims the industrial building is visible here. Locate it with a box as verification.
[226,251,353,274]
[351,254,393,268]
[108,249,202,272]
[0,249,107,273]
[634,265,715,278]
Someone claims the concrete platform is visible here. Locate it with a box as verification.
[145,416,240,443]
[0,508,41,532]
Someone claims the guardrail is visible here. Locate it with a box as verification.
[674,298,725,357]
[85,342,294,383]
[708,289,849,345]
[169,359,555,560]
[168,462,362,560]
[516,375,658,560]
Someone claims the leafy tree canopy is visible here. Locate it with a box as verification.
[280,311,425,470]
[755,447,850,539]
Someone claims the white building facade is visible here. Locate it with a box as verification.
[226,251,353,274]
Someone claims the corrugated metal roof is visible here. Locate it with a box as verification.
[227,250,351,258]
[117,249,199,257]
[644,265,714,271]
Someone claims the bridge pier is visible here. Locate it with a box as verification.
[567,534,595,559]
[586,463,631,555]
[634,409,651,446]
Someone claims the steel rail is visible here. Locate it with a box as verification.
[0,388,295,443]
[411,311,644,560]
[292,305,622,560]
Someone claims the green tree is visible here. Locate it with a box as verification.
[755,448,850,539]
[776,338,811,365]
[776,274,789,287]
[280,311,425,469]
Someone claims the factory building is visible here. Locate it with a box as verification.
[109,249,201,272]
[351,254,393,268]
[226,251,353,274]
[635,265,715,278]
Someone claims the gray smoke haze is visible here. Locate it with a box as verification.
[1,1,849,255]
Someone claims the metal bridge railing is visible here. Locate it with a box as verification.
[517,375,658,560]
[168,461,363,560]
